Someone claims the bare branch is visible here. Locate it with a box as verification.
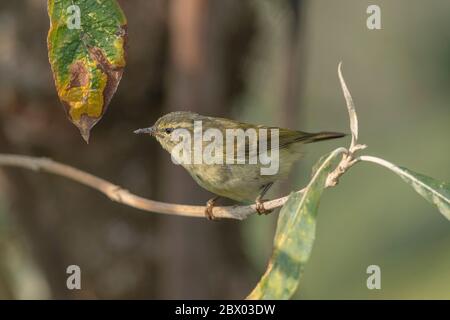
[0,154,305,220]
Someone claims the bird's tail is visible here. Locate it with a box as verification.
[301,131,347,144]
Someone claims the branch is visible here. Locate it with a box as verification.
[0,63,361,221]
[0,154,305,220]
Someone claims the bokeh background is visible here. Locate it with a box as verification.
[0,0,449,299]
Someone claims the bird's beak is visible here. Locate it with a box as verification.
[134,126,155,136]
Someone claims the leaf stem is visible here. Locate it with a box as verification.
[357,155,398,170]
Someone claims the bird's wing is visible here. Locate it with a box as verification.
[204,116,344,161]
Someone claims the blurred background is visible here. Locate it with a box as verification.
[0,0,449,299]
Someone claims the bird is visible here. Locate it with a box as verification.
[134,111,345,219]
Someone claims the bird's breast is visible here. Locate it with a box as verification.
[182,163,278,202]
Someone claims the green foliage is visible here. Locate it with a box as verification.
[47,0,127,142]
[395,167,450,219]
[247,149,342,299]
[359,156,449,220]
[247,63,449,300]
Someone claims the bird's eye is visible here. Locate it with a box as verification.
[164,128,174,134]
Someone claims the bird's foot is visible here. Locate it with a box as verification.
[205,197,219,220]
[255,198,272,215]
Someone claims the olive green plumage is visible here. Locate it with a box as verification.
[135,111,345,203]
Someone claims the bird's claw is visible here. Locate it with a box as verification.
[205,198,218,220]
[255,198,272,215]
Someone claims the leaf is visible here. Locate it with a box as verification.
[338,62,358,147]
[397,168,450,218]
[47,0,127,142]
[247,149,343,300]
[360,156,450,220]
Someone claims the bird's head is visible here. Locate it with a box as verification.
[134,111,202,152]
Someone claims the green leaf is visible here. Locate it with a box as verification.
[360,156,450,220]
[247,149,343,300]
[47,0,127,142]
[397,167,450,219]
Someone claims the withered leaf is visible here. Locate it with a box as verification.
[47,0,127,142]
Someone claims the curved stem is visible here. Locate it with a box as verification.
[0,154,306,220]
[357,155,399,170]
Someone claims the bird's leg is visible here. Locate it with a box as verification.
[205,196,220,220]
[255,182,274,215]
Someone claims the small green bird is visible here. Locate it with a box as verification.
[135,111,345,219]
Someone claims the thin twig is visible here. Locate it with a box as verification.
[0,154,305,220]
